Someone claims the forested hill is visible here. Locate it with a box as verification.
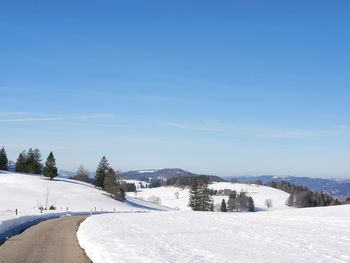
[121,168,225,183]
[235,175,350,197]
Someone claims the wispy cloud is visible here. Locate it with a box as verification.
[0,112,63,122]
[0,112,115,123]
[170,121,336,139]
[255,129,333,139]
[170,121,231,132]
[0,117,63,122]
[337,124,350,130]
[78,114,114,120]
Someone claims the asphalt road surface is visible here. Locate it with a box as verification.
[0,216,91,263]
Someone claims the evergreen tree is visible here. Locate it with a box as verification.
[189,176,213,211]
[15,148,43,174]
[43,152,58,180]
[248,197,255,212]
[220,199,227,212]
[15,151,27,172]
[33,148,43,174]
[25,148,35,173]
[0,147,9,170]
[103,168,125,201]
[94,156,110,188]
[149,178,162,188]
[189,177,199,210]
[197,176,213,211]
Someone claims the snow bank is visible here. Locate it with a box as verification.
[0,212,63,244]
[78,205,350,263]
[0,210,121,244]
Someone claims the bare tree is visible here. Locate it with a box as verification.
[148,195,161,205]
[73,165,90,183]
[265,199,273,209]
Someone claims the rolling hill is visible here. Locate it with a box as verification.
[236,175,350,197]
[127,181,291,211]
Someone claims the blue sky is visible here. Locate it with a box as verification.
[1,1,350,177]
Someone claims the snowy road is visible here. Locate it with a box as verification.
[0,216,90,263]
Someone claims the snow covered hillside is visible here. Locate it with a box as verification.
[0,172,131,216]
[78,205,350,263]
[0,172,168,217]
[0,171,166,241]
[127,182,291,211]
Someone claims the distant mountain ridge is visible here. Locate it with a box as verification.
[121,168,225,182]
[235,175,350,197]
[58,170,77,178]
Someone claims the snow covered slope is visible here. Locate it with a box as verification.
[0,172,132,216]
[127,182,291,211]
[0,172,168,217]
[78,205,350,263]
[0,171,167,241]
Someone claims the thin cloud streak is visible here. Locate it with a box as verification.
[170,122,230,132]
[337,124,350,130]
[78,114,114,120]
[170,121,337,139]
[0,113,115,123]
[0,117,63,122]
[254,130,334,139]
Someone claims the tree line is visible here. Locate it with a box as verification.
[1,146,126,203]
[0,146,58,180]
[266,181,345,208]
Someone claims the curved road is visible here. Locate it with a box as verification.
[0,216,91,263]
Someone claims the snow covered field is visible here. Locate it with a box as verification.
[78,205,350,263]
[127,182,291,211]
